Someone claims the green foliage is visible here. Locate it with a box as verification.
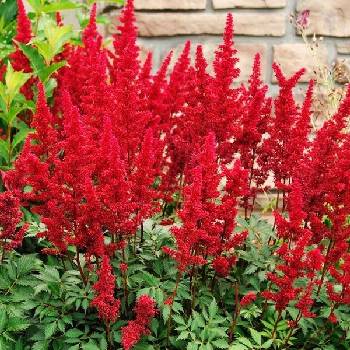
[1,215,350,349]
[0,0,17,60]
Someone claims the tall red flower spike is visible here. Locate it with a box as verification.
[121,295,157,350]
[259,64,307,190]
[210,13,240,163]
[235,53,272,215]
[0,192,27,251]
[91,255,121,323]
[10,0,34,101]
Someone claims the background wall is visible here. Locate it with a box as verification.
[102,0,350,91]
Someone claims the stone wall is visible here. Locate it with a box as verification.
[102,0,350,89]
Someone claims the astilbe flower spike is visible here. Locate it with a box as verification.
[91,255,120,323]
[111,0,152,169]
[262,182,324,318]
[259,64,308,195]
[130,128,159,227]
[121,295,157,350]
[95,116,135,239]
[165,133,248,276]
[163,166,207,272]
[0,192,27,252]
[55,3,110,135]
[235,53,272,215]
[10,0,35,102]
[210,13,241,163]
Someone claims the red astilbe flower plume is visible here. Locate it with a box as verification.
[160,43,193,197]
[164,46,212,193]
[95,116,136,238]
[259,64,310,190]
[10,0,35,101]
[235,54,272,214]
[110,0,151,168]
[91,255,120,323]
[121,295,157,350]
[165,133,248,276]
[0,192,27,251]
[130,128,159,227]
[262,185,323,317]
[210,13,241,163]
[14,0,31,44]
[163,166,207,272]
[54,3,110,134]
[327,253,350,305]
[240,291,257,308]
[148,51,173,132]
[299,85,350,234]
[31,82,59,157]
[274,178,307,241]
[262,231,320,315]
[2,83,57,205]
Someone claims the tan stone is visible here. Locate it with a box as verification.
[213,0,286,9]
[134,0,206,10]
[296,0,350,37]
[167,42,267,82]
[273,43,328,82]
[337,42,350,54]
[334,58,350,83]
[107,12,285,37]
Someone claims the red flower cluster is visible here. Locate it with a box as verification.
[121,295,157,350]
[9,0,36,104]
[240,291,257,308]
[164,133,248,275]
[0,191,27,252]
[91,255,120,323]
[5,0,350,333]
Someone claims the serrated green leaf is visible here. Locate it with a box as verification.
[82,341,100,350]
[237,337,253,348]
[229,344,248,350]
[12,127,33,149]
[0,309,7,332]
[177,331,189,340]
[0,139,9,162]
[18,43,46,77]
[44,322,57,339]
[187,343,198,350]
[249,328,261,345]
[209,299,218,318]
[162,306,171,323]
[7,318,30,332]
[173,314,186,325]
[39,61,66,82]
[261,339,273,349]
[212,339,229,349]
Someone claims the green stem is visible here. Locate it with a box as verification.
[271,310,282,339]
[166,271,182,345]
[317,239,334,296]
[76,250,87,286]
[229,282,240,341]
